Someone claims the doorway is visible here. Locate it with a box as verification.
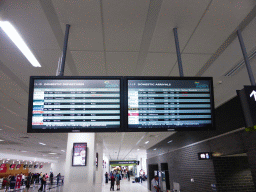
[148,164,158,191]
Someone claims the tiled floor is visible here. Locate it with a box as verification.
[0,177,150,192]
[102,177,150,192]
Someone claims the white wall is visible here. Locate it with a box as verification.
[51,161,66,177]
[29,163,51,175]
[95,141,103,192]
[63,133,96,192]
[102,153,109,177]
[137,152,147,175]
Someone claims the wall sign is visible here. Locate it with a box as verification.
[237,86,256,130]
[198,152,212,160]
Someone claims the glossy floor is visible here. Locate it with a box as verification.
[102,178,150,192]
[0,178,150,192]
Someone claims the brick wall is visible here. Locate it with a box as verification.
[213,156,255,192]
[147,142,217,192]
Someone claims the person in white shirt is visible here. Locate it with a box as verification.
[21,173,25,186]
[151,176,160,192]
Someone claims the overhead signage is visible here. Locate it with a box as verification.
[237,86,256,130]
[198,152,212,160]
[109,161,138,165]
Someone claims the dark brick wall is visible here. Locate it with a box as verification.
[213,156,255,192]
[147,142,216,192]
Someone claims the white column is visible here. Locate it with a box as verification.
[63,133,96,192]
[95,140,103,192]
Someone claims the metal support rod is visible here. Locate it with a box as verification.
[173,28,184,77]
[58,24,71,76]
[237,29,256,86]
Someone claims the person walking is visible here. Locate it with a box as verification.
[110,174,115,191]
[38,175,46,191]
[127,170,130,181]
[115,171,121,191]
[57,173,61,186]
[105,172,108,183]
[50,172,53,185]
[25,174,31,192]
[151,175,160,192]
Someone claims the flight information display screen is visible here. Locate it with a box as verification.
[127,78,214,131]
[28,77,122,132]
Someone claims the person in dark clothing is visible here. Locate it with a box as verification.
[57,173,61,186]
[9,176,16,189]
[127,171,130,181]
[38,175,46,191]
[25,174,31,192]
[50,172,53,185]
[105,172,108,183]
[110,174,115,191]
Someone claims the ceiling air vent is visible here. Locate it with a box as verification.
[224,47,256,77]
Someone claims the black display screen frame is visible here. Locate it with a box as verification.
[72,143,87,166]
[124,76,215,132]
[27,76,124,133]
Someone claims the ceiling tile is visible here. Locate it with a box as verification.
[142,53,177,76]
[71,51,106,75]
[149,0,211,52]
[103,0,150,51]
[106,52,138,76]
[184,0,256,53]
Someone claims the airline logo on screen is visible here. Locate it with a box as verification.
[104,81,118,88]
[195,81,208,88]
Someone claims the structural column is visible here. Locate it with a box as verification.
[63,133,96,192]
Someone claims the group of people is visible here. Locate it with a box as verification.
[105,169,130,191]
[1,172,62,192]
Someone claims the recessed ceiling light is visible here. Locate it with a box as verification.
[0,139,4,142]
[0,21,41,67]
[145,141,149,144]
[167,140,173,143]
[39,142,46,145]
[48,153,57,155]
[153,148,157,150]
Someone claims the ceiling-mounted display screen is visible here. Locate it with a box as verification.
[125,77,215,131]
[28,76,122,133]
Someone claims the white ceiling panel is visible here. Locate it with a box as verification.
[106,52,138,76]
[184,0,256,54]
[103,0,150,51]
[241,17,256,53]
[142,53,177,76]
[52,0,104,51]
[182,54,212,76]
[149,0,211,52]
[1,0,60,50]
[169,64,179,76]
[202,38,243,78]
[71,51,106,75]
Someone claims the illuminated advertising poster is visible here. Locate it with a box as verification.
[10,164,16,169]
[16,164,21,169]
[72,143,87,166]
[0,164,7,173]
[39,165,43,169]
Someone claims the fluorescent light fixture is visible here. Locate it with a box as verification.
[0,139,4,142]
[61,150,65,152]
[0,21,41,67]
[153,148,157,150]
[48,153,57,155]
[39,142,46,145]
[145,141,149,144]
[167,140,173,143]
